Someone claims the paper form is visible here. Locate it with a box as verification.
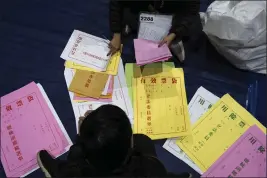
[176,94,266,172]
[202,125,266,178]
[64,69,103,131]
[68,70,109,98]
[125,62,175,105]
[61,30,111,71]
[188,87,220,124]
[134,39,172,65]
[110,60,134,122]
[64,49,122,76]
[64,59,133,132]
[163,86,220,174]
[0,82,72,178]
[138,13,172,42]
[133,68,190,139]
[73,76,114,102]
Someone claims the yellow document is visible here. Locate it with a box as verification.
[176,94,266,172]
[69,70,109,98]
[133,68,191,140]
[125,62,175,105]
[65,50,121,75]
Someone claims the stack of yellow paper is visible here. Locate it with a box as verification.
[65,50,122,103]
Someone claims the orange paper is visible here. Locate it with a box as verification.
[68,70,109,98]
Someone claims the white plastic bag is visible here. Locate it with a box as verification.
[202,1,266,74]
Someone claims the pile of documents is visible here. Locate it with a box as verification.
[134,13,173,66]
[134,39,172,65]
[61,30,122,103]
[125,63,266,177]
[162,87,266,177]
[0,82,72,177]
[1,29,265,177]
[61,30,133,131]
[137,12,185,62]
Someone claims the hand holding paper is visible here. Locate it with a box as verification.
[134,39,172,65]
[60,30,111,71]
[158,33,176,47]
[64,50,121,76]
[108,33,121,56]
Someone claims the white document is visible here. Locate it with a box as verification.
[170,40,185,62]
[187,87,220,124]
[21,84,73,177]
[138,13,173,42]
[61,30,111,71]
[163,87,220,175]
[110,59,134,123]
[64,59,134,133]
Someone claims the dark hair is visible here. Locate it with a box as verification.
[79,104,133,174]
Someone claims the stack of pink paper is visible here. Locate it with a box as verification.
[0,82,72,177]
[134,39,172,65]
[202,125,266,178]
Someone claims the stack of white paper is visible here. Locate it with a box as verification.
[61,30,111,71]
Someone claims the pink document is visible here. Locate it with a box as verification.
[73,76,114,102]
[202,125,266,178]
[0,82,72,177]
[134,39,172,65]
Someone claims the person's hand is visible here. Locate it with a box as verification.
[107,33,121,56]
[78,110,92,135]
[158,33,176,47]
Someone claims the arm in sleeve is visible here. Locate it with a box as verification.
[109,0,123,33]
[169,0,200,41]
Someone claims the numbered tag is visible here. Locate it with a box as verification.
[140,15,154,23]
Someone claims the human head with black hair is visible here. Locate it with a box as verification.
[78,104,133,174]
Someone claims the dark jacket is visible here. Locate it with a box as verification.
[64,144,189,177]
[109,0,200,40]
[60,134,190,177]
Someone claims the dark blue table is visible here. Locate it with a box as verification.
[0,1,266,178]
